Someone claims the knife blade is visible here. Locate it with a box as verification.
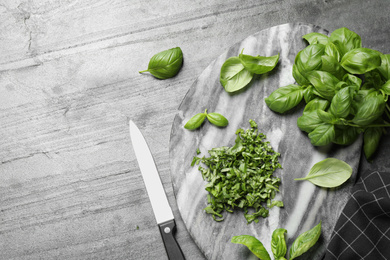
[129,120,185,260]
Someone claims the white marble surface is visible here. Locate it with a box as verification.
[170,23,363,260]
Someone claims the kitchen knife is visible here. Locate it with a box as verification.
[129,120,185,260]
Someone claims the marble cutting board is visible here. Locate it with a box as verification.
[169,23,363,260]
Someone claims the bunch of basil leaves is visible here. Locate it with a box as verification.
[265,27,390,159]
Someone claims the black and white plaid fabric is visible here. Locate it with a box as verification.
[324,171,390,260]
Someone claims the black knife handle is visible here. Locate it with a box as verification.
[158,219,185,260]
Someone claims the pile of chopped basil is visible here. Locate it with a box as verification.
[191,120,283,224]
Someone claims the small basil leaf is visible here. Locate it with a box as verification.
[292,64,309,86]
[220,57,254,92]
[297,111,324,133]
[303,85,316,103]
[231,235,271,260]
[265,84,304,113]
[271,228,287,259]
[239,52,279,74]
[340,48,382,75]
[324,41,341,62]
[364,127,383,159]
[333,126,360,145]
[302,32,329,45]
[307,70,340,101]
[308,123,335,146]
[295,44,326,78]
[342,74,362,91]
[184,112,207,130]
[317,109,337,124]
[139,47,183,79]
[329,86,352,118]
[321,55,345,80]
[380,80,390,95]
[329,27,362,57]
[289,221,322,260]
[352,92,385,126]
[303,98,330,114]
[295,158,352,188]
[206,113,229,127]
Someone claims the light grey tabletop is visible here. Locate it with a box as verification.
[1,1,389,260]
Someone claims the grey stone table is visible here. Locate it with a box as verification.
[0,1,389,260]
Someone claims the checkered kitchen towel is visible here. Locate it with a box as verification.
[324,171,390,260]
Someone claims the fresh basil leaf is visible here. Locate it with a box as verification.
[271,229,287,259]
[239,52,279,74]
[307,70,340,101]
[231,235,271,260]
[352,92,385,125]
[333,125,360,145]
[308,123,335,146]
[330,86,352,118]
[364,127,383,159]
[184,112,207,130]
[297,110,324,133]
[317,109,337,124]
[321,55,345,80]
[380,80,390,95]
[220,57,254,92]
[206,113,229,127]
[292,64,310,86]
[289,221,322,260]
[139,47,183,79]
[302,32,329,45]
[295,158,352,188]
[295,44,325,78]
[303,85,316,103]
[324,41,341,62]
[377,54,390,80]
[329,27,362,57]
[303,98,330,114]
[265,84,304,113]
[342,74,362,91]
[340,48,382,75]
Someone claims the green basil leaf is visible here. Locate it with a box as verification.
[364,127,383,159]
[321,55,346,80]
[303,85,316,103]
[340,48,382,75]
[324,41,341,61]
[307,70,340,100]
[206,113,229,127]
[342,74,362,91]
[352,92,385,125]
[329,27,362,57]
[292,64,310,86]
[380,80,390,95]
[265,84,303,113]
[271,229,287,259]
[297,111,324,133]
[295,44,326,78]
[364,70,385,89]
[231,235,271,260]
[308,123,335,146]
[302,32,329,45]
[139,47,183,79]
[377,54,390,80]
[220,57,254,92]
[239,52,279,74]
[303,98,330,114]
[295,158,352,188]
[329,86,352,118]
[289,221,322,260]
[317,109,337,124]
[184,112,207,130]
[333,125,360,145]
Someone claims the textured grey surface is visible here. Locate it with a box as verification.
[0,1,389,260]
